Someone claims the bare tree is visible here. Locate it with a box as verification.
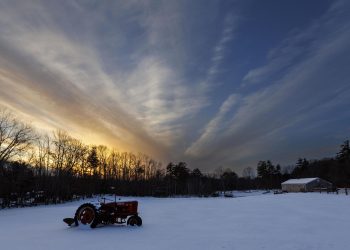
[0,109,36,165]
[242,167,255,179]
[51,130,69,175]
[97,145,108,179]
[107,149,120,180]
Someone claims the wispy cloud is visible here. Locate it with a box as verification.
[0,1,183,158]
[184,0,350,173]
[0,0,238,162]
[186,94,239,156]
[1,0,349,173]
[199,14,237,91]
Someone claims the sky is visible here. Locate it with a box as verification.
[0,0,350,174]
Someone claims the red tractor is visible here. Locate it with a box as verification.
[63,197,142,228]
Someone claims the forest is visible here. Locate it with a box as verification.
[0,108,349,207]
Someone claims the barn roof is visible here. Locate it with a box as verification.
[281,178,319,185]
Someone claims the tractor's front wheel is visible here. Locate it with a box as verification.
[74,203,99,228]
[127,215,142,226]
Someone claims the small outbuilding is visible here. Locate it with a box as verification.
[281,177,332,192]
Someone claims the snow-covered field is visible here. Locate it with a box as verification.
[0,192,349,250]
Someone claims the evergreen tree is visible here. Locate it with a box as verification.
[337,140,350,161]
[257,161,268,178]
[221,169,238,190]
[191,168,202,178]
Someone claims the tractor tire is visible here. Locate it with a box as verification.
[136,216,142,226]
[74,203,99,229]
[127,216,137,226]
[127,215,142,227]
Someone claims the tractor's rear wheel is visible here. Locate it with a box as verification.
[74,203,99,228]
[127,215,142,227]
[136,216,142,226]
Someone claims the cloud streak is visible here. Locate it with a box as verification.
[0,0,239,163]
[199,13,237,91]
[185,0,350,173]
[186,94,239,156]
[1,0,349,173]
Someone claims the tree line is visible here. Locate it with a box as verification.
[1,108,349,207]
[254,140,350,189]
[0,109,244,207]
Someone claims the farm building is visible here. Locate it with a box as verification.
[281,178,332,192]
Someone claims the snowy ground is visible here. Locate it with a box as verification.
[0,192,349,250]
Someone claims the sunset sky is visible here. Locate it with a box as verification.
[1,0,350,174]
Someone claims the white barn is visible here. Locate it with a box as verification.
[281,177,332,192]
